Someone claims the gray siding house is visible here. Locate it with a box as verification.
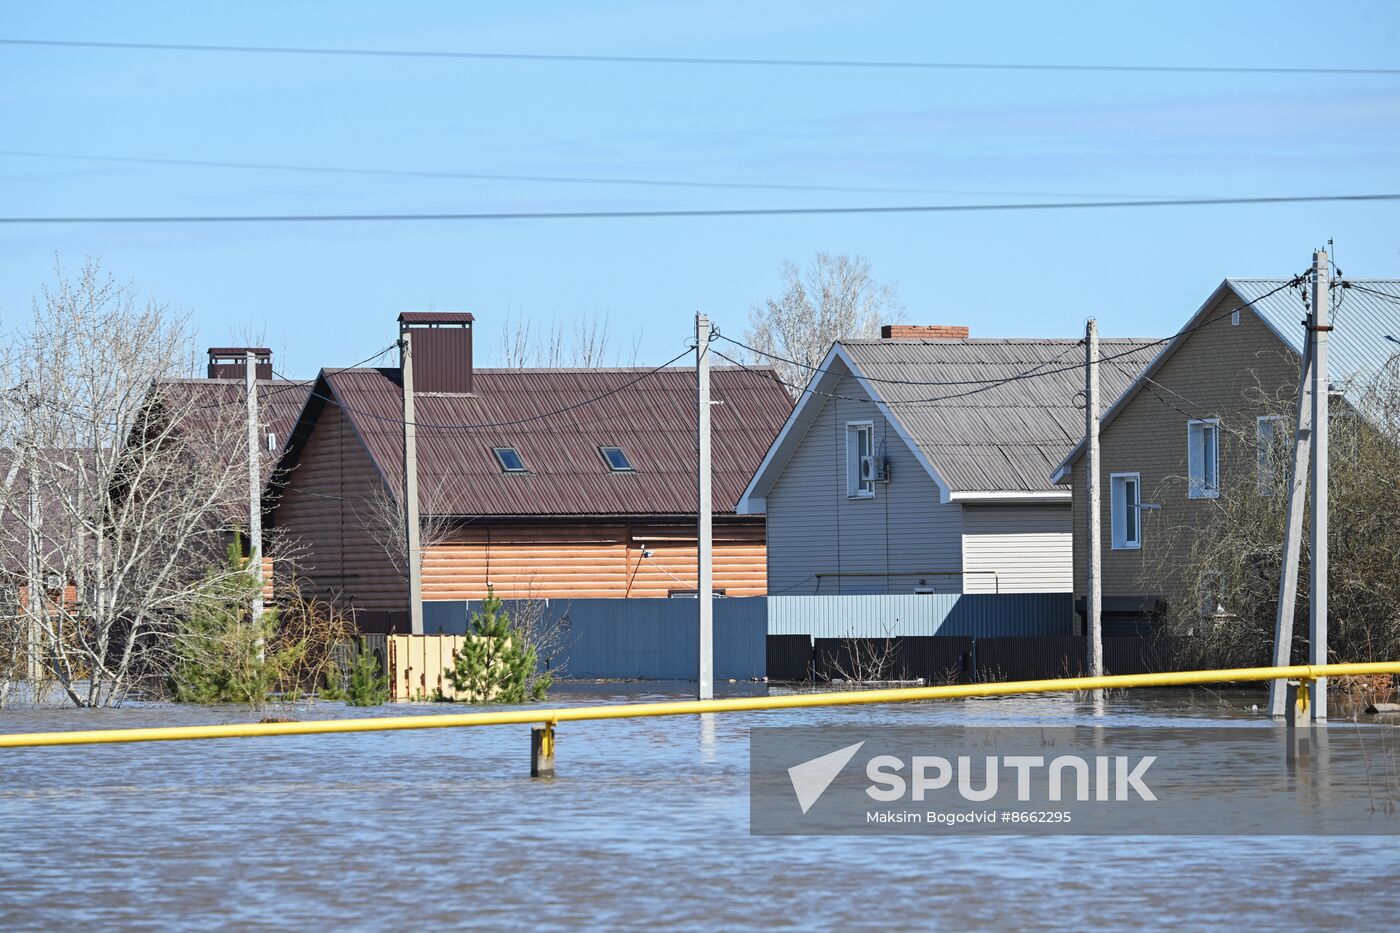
[740,326,1160,596]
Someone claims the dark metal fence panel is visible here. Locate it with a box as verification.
[974,636,1087,681]
[767,593,1074,638]
[810,636,974,683]
[767,635,813,682]
[434,597,767,681]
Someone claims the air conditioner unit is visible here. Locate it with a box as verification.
[863,456,891,482]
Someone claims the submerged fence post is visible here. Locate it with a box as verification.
[531,722,556,777]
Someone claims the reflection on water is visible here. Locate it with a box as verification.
[2,685,1399,930]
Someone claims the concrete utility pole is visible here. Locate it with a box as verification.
[25,434,43,685]
[1085,319,1103,690]
[1267,302,1314,718]
[1309,249,1331,720]
[245,351,264,636]
[696,313,714,701]
[400,325,425,635]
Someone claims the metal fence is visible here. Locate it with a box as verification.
[429,597,768,681]
[766,593,1075,638]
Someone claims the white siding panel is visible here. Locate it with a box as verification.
[766,369,963,595]
[961,504,1072,593]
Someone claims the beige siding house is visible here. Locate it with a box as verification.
[1051,276,1400,630]
[740,326,1159,596]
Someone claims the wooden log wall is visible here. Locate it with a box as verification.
[422,520,767,600]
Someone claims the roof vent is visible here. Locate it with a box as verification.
[207,347,272,379]
[398,312,474,394]
[879,325,970,340]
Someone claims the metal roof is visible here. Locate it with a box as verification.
[297,365,792,517]
[157,379,313,450]
[1229,277,1400,403]
[841,338,1162,494]
[398,312,474,324]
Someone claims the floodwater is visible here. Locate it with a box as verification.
[2,684,1398,931]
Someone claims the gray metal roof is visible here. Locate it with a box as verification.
[1229,277,1400,405]
[841,338,1162,493]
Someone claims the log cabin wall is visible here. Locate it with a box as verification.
[272,401,407,611]
[422,519,767,600]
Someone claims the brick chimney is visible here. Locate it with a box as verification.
[207,347,272,379]
[879,324,970,340]
[398,312,474,394]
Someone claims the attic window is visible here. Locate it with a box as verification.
[493,447,528,473]
[599,446,634,472]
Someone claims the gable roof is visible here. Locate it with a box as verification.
[156,378,313,451]
[276,365,792,518]
[740,337,1161,509]
[1050,277,1400,481]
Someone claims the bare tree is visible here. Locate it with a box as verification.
[0,259,257,706]
[495,308,622,368]
[745,252,904,395]
[353,476,458,584]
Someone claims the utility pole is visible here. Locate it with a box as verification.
[25,429,43,685]
[1085,319,1103,691]
[245,351,264,639]
[1309,249,1331,720]
[1267,301,1314,718]
[696,313,714,701]
[400,324,425,635]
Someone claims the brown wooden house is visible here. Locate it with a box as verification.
[268,313,792,632]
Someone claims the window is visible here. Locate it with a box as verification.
[1110,472,1142,549]
[1187,419,1220,499]
[1256,416,1286,495]
[599,446,634,472]
[845,422,875,498]
[1231,309,1241,326]
[492,446,528,473]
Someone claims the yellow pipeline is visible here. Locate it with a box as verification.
[2,661,1397,749]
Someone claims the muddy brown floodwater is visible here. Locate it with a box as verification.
[2,684,1398,930]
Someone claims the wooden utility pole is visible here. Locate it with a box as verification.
[1309,249,1331,720]
[1267,301,1314,717]
[1085,319,1103,690]
[245,351,264,635]
[696,313,714,701]
[400,325,425,635]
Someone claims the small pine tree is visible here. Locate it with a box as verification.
[344,638,389,705]
[446,590,550,703]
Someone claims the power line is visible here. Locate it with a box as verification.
[4,37,1397,76]
[715,331,1086,387]
[0,149,1179,201]
[5,194,1398,225]
[716,276,1304,391]
[273,348,692,431]
[192,342,398,410]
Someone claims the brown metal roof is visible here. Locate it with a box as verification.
[306,365,791,517]
[398,312,474,324]
[156,378,313,450]
[840,338,1163,493]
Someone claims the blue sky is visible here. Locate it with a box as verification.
[2,1,1398,376]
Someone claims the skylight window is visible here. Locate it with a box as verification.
[493,447,528,473]
[599,446,634,472]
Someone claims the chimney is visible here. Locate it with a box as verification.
[207,347,272,379]
[879,324,970,340]
[398,312,474,394]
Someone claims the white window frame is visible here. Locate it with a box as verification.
[1255,415,1286,496]
[845,421,876,499]
[1110,472,1142,550]
[1187,418,1221,499]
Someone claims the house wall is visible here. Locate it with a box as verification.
[272,400,408,612]
[1068,295,1299,610]
[421,520,766,600]
[961,504,1072,593]
[764,368,964,595]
